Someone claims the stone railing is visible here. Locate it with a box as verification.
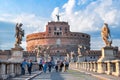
[0,60,39,80]
[70,60,120,77]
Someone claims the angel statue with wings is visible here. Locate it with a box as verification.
[101,23,112,47]
[15,23,24,47]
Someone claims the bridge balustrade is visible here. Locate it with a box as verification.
[70,60,120,77]
[0,60,39,79]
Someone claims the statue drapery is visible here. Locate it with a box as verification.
[101,23,112,47]
[15,23,24,46]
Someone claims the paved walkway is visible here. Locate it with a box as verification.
[10,69,99,80]
[9,68,120,80]
[10,71,42,80]
[31,69,99,80]
[71,68,120,80]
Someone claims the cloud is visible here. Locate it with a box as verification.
[51,7,59,21]
[0,13,49,35]
[62,0,75,15]
[21,41,26,50]
[0,13,49,50]
[0,0,120,50]
[78,0,87,5]
[51,0,120,49]
[52,0,120,32]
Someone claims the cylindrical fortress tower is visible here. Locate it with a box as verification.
[26,21,90,56]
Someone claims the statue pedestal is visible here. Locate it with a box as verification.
[98,47,115,62]
[77,55,84,62]
[8,46,24,62]
[97,46,115,73]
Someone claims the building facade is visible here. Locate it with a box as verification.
[26,21,90,57]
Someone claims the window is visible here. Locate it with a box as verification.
[54,27,56,30]
[54,32,56,35]
[49,27,51,33]
[57,32,59,36]
[65,27,67,32]
[86,36,89,38]
[90,56,92,59]
[49,27,51,30]
[57,50,59,53]
[82,35,85,37]
[60,27,62,30]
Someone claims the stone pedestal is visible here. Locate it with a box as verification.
[97,46,115,73]
[98,47,115,62]
[77,55,84,62]
[8,46,24,62]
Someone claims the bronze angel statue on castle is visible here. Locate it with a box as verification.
[15,23,24,47]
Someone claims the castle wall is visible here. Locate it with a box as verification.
[26,21,90,55]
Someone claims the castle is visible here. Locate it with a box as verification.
[26,19,90,58]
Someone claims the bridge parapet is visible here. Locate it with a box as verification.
[70,60,120,77]
[0,60,39,80]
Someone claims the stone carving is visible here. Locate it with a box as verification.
[101,23,112,47]
[36,45,50,59]
[15,23,24,47]
[78,45,82,56]
[70,51,75,62]
[66,53,70,62]
[56,14,60,21]
[37,45,41,57]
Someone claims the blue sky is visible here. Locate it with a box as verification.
[0,0,120,50]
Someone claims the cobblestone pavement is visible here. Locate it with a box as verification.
[31,69,99,80]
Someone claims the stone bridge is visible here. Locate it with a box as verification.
[0,60,120,80]
[0,60,38,80]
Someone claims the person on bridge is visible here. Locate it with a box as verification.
[59,61,64,72]
[43,61,47,73]
[63,60,69,72]
[39,59,43,71]
[55,59,59,72]
[48,60,52,72]
[21,59,27,75]
[27,59,33,75]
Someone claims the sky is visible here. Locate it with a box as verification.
[0,0,120,50]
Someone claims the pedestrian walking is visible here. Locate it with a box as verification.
[48,60,52,72]
[66,61,69,70]
[59,61,64,72]
[43,61,47,73]
[55,59,59,72]
[21,59,27,75]
[63,60,68,72]
[39,59,43,71]
[27,59,33,75]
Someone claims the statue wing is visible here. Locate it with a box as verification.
[22,30,24,37]
[15,24,19,37]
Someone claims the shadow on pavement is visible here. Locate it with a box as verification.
[51,71,65,80]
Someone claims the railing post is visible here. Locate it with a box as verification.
[1,63,8,79]
[97,62,105,73]
[106,61,111,75]
[115,60,120,76]
[90,62,93,71]
[10,63,15,77]
[93,62,97,72]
